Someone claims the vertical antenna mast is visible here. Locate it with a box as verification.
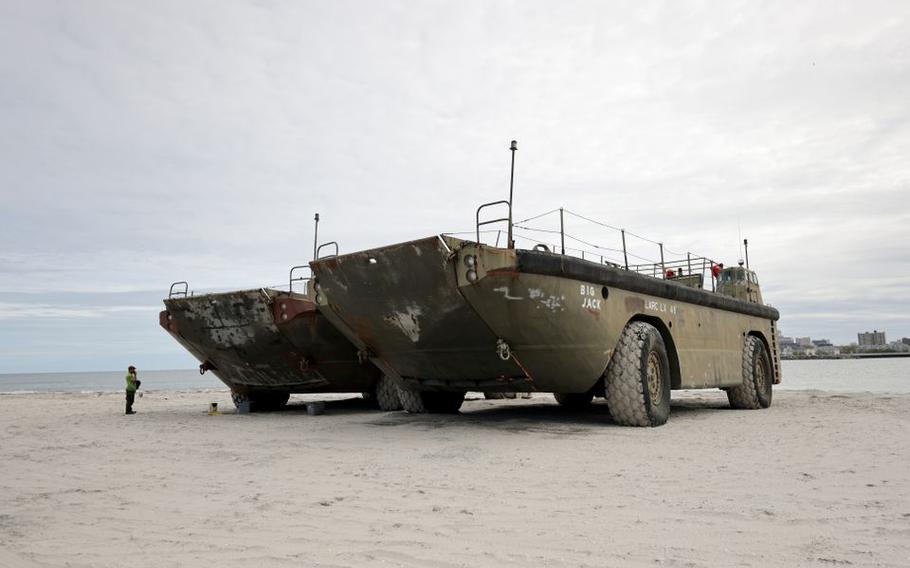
[744,238,750,271]
[738,217,744,264]
[508,140,517,249]
[312,213,320,261]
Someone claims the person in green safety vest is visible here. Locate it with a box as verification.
[125,365,141,415]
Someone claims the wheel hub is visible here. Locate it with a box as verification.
[755,356,767,391]
[647,351,662,405]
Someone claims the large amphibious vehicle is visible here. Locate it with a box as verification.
[310,212,780,426]
[159,277,400,411]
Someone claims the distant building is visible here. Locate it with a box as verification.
[817,344,840,356]
[780,336,795,346]
[858,330,886,346]
[796,337,813,347]
[903,337,910,346]
[812,339,833,347]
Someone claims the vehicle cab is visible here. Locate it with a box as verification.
[716,263,764,304]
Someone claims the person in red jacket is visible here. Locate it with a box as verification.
[712,263,724,280]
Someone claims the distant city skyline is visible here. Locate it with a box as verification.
[781,329,908,346]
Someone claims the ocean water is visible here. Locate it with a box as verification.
[1,358,908,394]
[0,368,224,394]
[776,358,910,393]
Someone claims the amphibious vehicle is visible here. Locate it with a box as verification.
[309,209,780,426]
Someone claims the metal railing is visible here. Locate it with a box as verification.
[168,281,189,298]
[627,254,717,291]
[502,207,723,292]
[316,241,339,259]
[475,200,512,246]
[288,265,311,293]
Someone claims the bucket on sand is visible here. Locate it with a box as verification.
[208,402,218,414]
[306,402,325,416]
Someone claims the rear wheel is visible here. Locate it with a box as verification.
[604,321,671,427]
[231,390,289,411]
[726,336,773,409]
[399,388,466,414]
[553,391,594,409]
[375,375,403,411]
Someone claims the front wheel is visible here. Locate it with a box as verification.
[399,388,466,414]
[604,321,671,427]
[726,336,773,409]
[553,391,594,409]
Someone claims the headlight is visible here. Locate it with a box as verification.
[466,269,478,283]
[463,254,476,268]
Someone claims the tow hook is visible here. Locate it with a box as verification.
[199,361,216,375]
[496,339,511,361]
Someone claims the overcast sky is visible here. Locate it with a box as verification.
[1,1,908,373]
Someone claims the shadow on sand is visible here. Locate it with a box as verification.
[265,391,738,432]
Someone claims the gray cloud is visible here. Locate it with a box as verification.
[1,1,909,371]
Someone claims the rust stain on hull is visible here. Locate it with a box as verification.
[160,288,379,394]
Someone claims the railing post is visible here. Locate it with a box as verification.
[621,229,629,270]
[559,207,565,255]
[710,259,715,292]
[687,252,692,276]
[659,243,665,278]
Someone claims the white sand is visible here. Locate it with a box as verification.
[1,389,908,567]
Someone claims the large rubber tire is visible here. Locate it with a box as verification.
[232,390,289,411]
[727,336,773,409]
[553,391,594,409]
[257,391,290,411]
[375,375,403,411]
[399,387,466,414]
[231,390,248,408]
[605,321,672,427]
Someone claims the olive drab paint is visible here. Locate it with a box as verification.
[309,236,781,397]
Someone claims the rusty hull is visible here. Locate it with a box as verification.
[310,236,529,391]
[160,288,379,394]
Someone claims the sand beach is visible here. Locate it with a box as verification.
[1,389,908,567]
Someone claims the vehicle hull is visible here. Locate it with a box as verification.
[160,288,379,394]
[310,236,529,392]
[454,245,782,392]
